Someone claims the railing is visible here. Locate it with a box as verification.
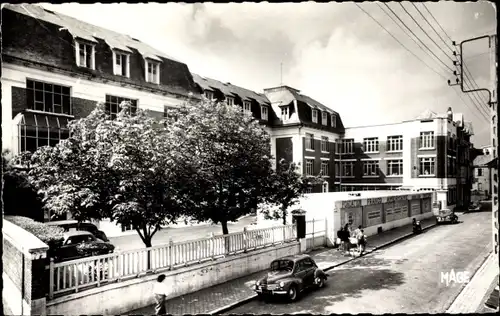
[47,223,297,298]
[305,218,326,250]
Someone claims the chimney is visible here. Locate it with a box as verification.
[447,107,453,121]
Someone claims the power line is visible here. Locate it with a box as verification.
[391,3,489,116]
[418,3,490,106]
[355,4,447,81]
[383,3,453,72]
[355,4,489,123]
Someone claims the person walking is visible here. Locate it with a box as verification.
[343,223,351,255]
[337,227,344,251]
[357,229,367,255]
[153,274,168,315]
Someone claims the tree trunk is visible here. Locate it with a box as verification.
[282,203,288,225]
[144,236,152,270]
[221,221,230,255]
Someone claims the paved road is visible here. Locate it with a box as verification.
[110,216,257,250]
[226,211,493,314]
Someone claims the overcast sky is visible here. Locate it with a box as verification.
[42,2,496,147]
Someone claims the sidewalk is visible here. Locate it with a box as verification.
[446,252,499,313]
[128,217,437,315]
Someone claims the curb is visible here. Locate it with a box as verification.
[209,222,438,314]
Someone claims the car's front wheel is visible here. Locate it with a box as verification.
[287,284,298,302]
[315,276,325,288]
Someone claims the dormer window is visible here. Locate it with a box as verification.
[261,105,268,121]
[322,111,328,125]
[331,114,337,128]
[312,109,318,123]
[226,96,235,106]
[145,60,160,84]
[113,51,130,77]
[243,101,252,114]
[75,41,95,70]
[204,90,214,100]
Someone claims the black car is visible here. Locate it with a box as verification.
[54,231,115,262]
[46,220,110,242]
[254,254,328,301]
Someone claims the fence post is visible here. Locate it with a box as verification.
[282,225,286,243]
[116,253,122,281]
[210,232,215,260]
[243,227,248,252]
[49,258,54,299]
[168,238,173,270]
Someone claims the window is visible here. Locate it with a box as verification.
[243,101,252,114]
[322,111,328,125]
[321,161,329,176]
[322,182,329,193]
[261,105,268,120]
[121,224,133,232]
[331,114,337,128]
[204,90,215,100]
[18,112,71,154]
[478,168,483,176]
[312,109,318,123]
[363,137,379,153]
[26,80,72,115]
[478,183,483,191]
[305,133,315,150]
[280,106,289,121]
[420,132,435,149]
[387,135,403,151]
[387,159,403,176]
[363,160,379,176]
[145,60,160,84]
[305,159,314,176]
[105,95,138,120]
[226,97,235,106]
[305,187,313,194]
[419,157,435,175]
[321,136,329,152]
[113,51,130,77]
[342,139,354,154]
[341,161,355,177]
[75,41,95,69]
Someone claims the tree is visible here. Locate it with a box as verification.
[261,159,323,225]
[172,98,275,238]
[27,102,193,249]
[2,150,44,222]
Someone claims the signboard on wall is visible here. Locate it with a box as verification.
[366,198,383,206]
[342,200,362,208]
[341,207,362,229]
[363,204,382,227]
[387,195,408,202]
[410,200,421,216]
[392,200,407,220]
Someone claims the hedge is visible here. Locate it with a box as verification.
[5,215,64,247]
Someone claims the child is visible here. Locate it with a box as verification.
[153,274,168,315]
[358,229,367,255]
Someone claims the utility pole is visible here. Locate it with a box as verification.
[449,34,498,256]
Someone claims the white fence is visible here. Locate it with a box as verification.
[48,223,297,298]
[305,219,327,250]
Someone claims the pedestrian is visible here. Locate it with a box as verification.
[353,225,362,238]
[358,229,367,255]
[343,223,351,254]
[337,227,344,251]
[153,274,168,315]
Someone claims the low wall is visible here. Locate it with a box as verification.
[46,241,300,315]
[2,219,49,316]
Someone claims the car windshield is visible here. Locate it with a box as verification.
[270,259,294,272]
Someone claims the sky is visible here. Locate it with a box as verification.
[41,1,497,147]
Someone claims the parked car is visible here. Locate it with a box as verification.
[254,254,328,301]
[53,231,115,262]
[468,202,481,212]
[46,220,110,242]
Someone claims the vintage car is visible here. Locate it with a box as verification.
[53,231,115,262]
[46,220,110,242]
[254,254,328,301]
[468,202,481,212]
[435,209,458,224]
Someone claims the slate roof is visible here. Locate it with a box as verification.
[264,86,338,115]
[5,4,179,63]
[191,73,270,105]
[473,154,495,166]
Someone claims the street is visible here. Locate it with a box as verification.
[226,211,493,314]
[110,215,256,250]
